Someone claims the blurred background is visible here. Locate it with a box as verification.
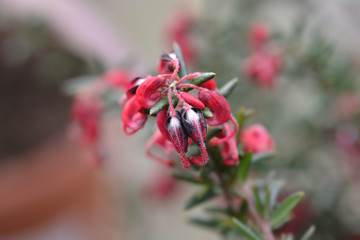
[0,0,360,239]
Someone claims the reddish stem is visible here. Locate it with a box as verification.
[167,89,177,117]
[177,72,202,85]
[173,88,191,110]
[210,115,239,146]
[179,83,209,92]
[243,184,276,240]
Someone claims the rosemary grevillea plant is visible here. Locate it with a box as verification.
[69,43,314,240]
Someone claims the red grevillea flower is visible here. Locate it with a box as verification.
[240,124,275,153]
[118,50,234,169]
[122,97,148,135]
[71,95,102,147]
[165,111,190,169]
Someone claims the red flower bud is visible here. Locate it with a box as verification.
[135,76,164,108]
[122,97,148,135]
[198,91,231,126]
[250,22,270,50]
[181,107,208,164]
[199,79,217,91]
[240,124,275,153]
[181,108,207,145]
[158,53,177,74]
[165,111,190,169]
[180,92,205,109]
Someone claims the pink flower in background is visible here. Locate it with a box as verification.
[243,52,282,88]
[145,171,178,201]
[335,93,360,119]
[249,22,270,50]
[166,11,196,63]
[243,23,282,88]
[71,95,102,147]
[335,124,360,179]
[103,69,131,89]
[240,124,275,154]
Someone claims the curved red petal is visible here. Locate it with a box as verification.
[121,97,148,135]
[126,77,146,99]
[157,108,171,141]
[136,76,164,108]
[198,91,231,126]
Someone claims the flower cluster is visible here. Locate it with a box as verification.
[121,52,239,169]
[243,22,282,88]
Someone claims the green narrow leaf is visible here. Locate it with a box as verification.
[173,42,188,78]
[219,77,239,98]
[237,153,252,183]
[203,107,214,119]
[270,192,304,227]
[188,217,219,229]
[272,215,293,230]
[264,186,271,219]
[300,225,316,240]
[269,181,285,211]
[205,206,230,215]
[236,200,248,222]
[149,95,178,115]
[252,187,265,217]
[185,187,221,210]
[190,72,216,87]
[172,172,203,185]
[232,218,261,240]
